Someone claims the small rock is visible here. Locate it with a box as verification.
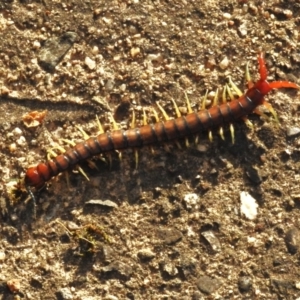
[196,143,209,152]
[38,32,77,71]
[238,22,247,36]
[0,251,5,261]
[101,261,133,279]
[219,56,229,70]
[130,47,140,57]
[246,167,263,184]
[196,275,221,294]
[163,263,178,276]
[7,278,20,293]
[240,191,258,220]
[102,245,115,263]
[238,276,252,292]
[57,287,73,300]
[157,228,183,245]
[285,227,300,254]
[84,56,96,70]
[183,193,200,210]
[85,199,118,208]
[286,127,300,137]
[223,13,232,19]
[201,230,221,253]
[137,248,156,260]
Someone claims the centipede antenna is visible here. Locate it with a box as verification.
[228,77,243,97]
[25,185,37,220]
[156,101,170,121]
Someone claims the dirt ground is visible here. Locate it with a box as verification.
[0,0,300,299]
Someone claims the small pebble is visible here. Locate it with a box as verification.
[240,191,258,220]
[157,228,182,245]
[57,287,73,300]
[32,40,41,49]
[286,127,300,137]
[85,56,96,70]
[201,230,221,253]
[238,276,252,292]
[163,263,178,276]
[137,248,156,260]
[196,275,221,294]
[223,13,231,20]
[285,227,300,254]
[16,136,26,146]
[183,193,199,210]
[0,251,5,261]
[13,127,22,136]
[219,56,229,69]
[238,23,247,36]
[7,279,21,293]
[130,47,140,57]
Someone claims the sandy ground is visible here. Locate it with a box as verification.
[0,0,300,299]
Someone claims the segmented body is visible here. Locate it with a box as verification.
[24,53,298,189]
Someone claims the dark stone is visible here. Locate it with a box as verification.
[246,166,263,184]
[285,227,300,254]
[238,276,252,292]
[101,261,133,279]
[38,32,77,71]
[157,228,183,245]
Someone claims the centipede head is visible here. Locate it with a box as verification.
[256,52,299,95]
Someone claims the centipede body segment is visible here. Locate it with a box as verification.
[24,53,299,190]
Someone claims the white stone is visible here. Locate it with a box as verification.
[240,191,258,220]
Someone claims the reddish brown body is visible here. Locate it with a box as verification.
[24,53,298,189]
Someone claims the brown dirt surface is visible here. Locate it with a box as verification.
[1,0,300,299]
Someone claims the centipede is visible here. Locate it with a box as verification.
[24,53,299,191]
